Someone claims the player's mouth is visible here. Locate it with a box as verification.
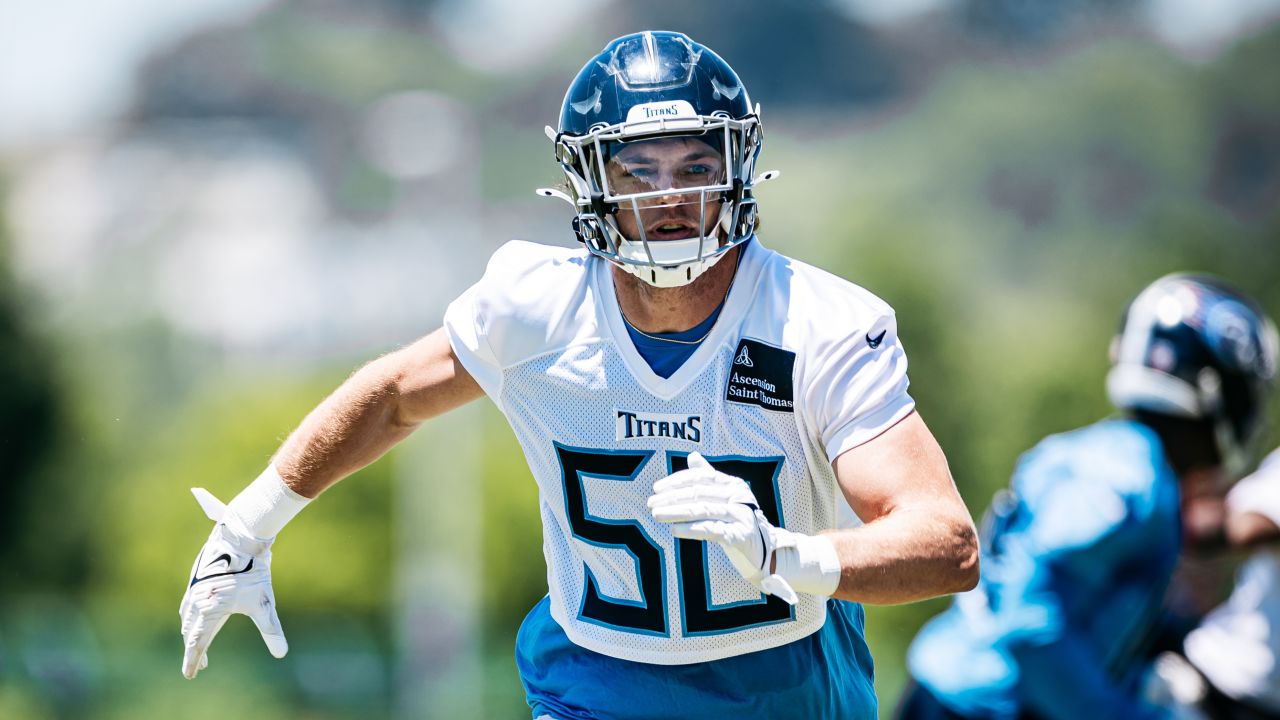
[644,218,700,240]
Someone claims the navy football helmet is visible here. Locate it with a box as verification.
[537,31,774,288]
[1107,273,1278,474]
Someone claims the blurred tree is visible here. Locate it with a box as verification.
[958,0,1141,45]
[0,187,67,591]
[616,0,902,108]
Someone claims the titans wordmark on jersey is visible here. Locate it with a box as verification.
[444,238,912,665]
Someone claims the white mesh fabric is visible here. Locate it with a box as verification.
[503,339,829,664]
[443,238,914,665]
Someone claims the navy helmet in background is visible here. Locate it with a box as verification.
[1107,273,1279,475]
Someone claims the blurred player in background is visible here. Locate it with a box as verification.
[1148,446,1280,720]
[178,31,979,719]
[897,274,1278,720]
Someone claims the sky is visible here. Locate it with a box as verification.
[0,0,270,149]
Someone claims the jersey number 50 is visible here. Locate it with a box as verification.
[555,443,794,637]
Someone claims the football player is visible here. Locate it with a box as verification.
[897,274,1278,720]
[179,31,980,719]
[1148,446,1280,720]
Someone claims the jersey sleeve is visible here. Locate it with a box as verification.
[442,241,534,405]
[1227,448,1280,526]
[443,276,504,402]
[806,311,914,463]
[443,241,593,409]
[1015,429,1171,568]
[1024,473,1130,558]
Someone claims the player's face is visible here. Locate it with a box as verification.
[604,136,727,244]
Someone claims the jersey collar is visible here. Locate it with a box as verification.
[595,238,768,399]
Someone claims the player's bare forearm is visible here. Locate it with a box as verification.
[823,505,978,604]
[273,328,484,498]
[829,411,980,604]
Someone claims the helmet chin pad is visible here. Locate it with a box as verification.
[604,192,739,288]
[615,236,730,288]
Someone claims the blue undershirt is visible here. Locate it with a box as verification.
[622,302,724,378]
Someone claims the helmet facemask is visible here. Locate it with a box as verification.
[539,31,773,289]
[554,107,763,288]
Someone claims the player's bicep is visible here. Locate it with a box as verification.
[390,328,485,426]
[833,410,965,523]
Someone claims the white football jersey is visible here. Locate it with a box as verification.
[444,238,913,665]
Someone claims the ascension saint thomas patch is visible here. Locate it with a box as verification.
[725,338,795,412]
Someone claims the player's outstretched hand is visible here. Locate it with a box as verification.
[648,452,799,605]
[179,488,288,679]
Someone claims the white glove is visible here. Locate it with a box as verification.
[179,488,288,679]
[648,452,800,605]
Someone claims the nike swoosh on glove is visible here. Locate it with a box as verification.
[647,452,799,605]
[179,488,288,679]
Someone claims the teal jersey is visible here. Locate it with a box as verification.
[908,420,1180,720]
